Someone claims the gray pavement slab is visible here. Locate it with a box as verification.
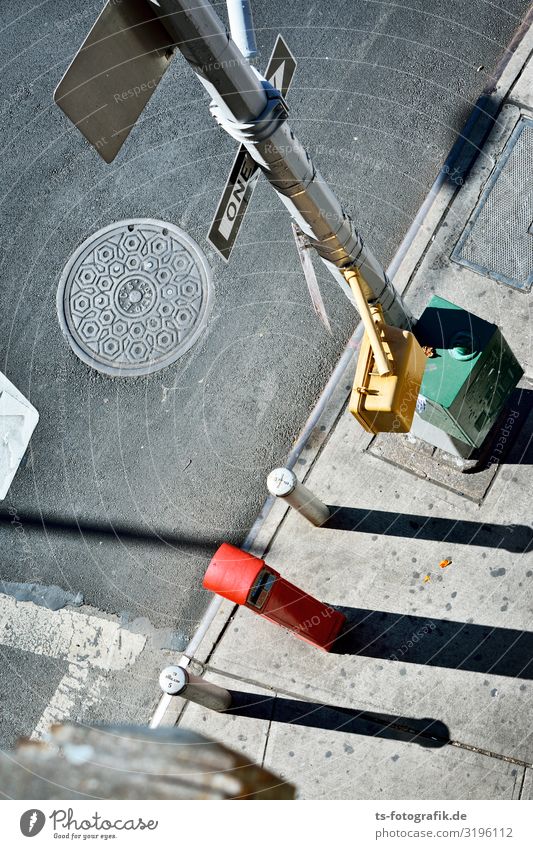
[178,674,273,767]
[263,718,524,800]
[178,674,525,799]
[509,46,533,111]
[199,608,533,763]
[405,101,532,377]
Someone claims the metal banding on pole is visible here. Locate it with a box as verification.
[267,467,330,526]
[159,666,232,711]
[147,0,412,330]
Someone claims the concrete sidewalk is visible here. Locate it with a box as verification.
[166,36,533,799]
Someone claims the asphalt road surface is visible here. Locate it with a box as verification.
[0,0,530,744]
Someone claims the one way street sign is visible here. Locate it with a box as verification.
[207,35,297,261]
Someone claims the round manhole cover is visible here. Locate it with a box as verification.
[57,219,213,376]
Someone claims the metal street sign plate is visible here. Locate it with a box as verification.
[207,150,260,261]
[54,0,175,163]
[207,35,297,261]
[291,223,332,333]
[266,34,297,99]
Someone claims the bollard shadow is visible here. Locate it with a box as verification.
[227,690,449,749]
[333,607,533,680]
[322,507,533,554]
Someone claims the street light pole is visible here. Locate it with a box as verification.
[147,0,412,329]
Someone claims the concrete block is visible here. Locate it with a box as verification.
[179,672,274,766]
[0,373,38,500]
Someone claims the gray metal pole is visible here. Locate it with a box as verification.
[148,0,412,329]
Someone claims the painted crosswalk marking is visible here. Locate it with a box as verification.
[0,594,146,739]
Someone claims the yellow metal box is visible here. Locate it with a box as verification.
[349,324,426,434]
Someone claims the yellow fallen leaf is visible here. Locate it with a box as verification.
[423,574,431,583]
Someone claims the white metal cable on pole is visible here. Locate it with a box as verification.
[226,0,258,58]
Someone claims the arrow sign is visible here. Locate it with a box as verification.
[266,34,297,99]
[207,35,297,261]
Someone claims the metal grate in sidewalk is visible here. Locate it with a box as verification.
[452,116,533,291]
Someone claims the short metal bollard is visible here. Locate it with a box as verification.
[159,666,232,712]
[267,467,330,526]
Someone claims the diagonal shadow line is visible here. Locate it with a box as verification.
[323,507,533,554]
[0,511,224,551]
[333,607,533,680]
[227,690,449,749]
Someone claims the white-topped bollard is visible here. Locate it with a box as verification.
[267,467,330,527]
[159,666,232,712]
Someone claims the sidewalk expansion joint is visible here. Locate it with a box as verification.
[517,766,528,799]
[448,740,533,769]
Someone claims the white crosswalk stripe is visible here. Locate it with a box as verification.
[0,593,146,739]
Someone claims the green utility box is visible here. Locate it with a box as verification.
[414,296,523,449]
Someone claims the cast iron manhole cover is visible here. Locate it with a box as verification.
[451,116,533,291]
[57,219,213,376]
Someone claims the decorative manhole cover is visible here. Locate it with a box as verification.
[57,219,213,376]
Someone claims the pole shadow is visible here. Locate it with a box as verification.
[227,690,449,748]
[333,607,533,679]
[0,511,223,552]
[323,508,532,554]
